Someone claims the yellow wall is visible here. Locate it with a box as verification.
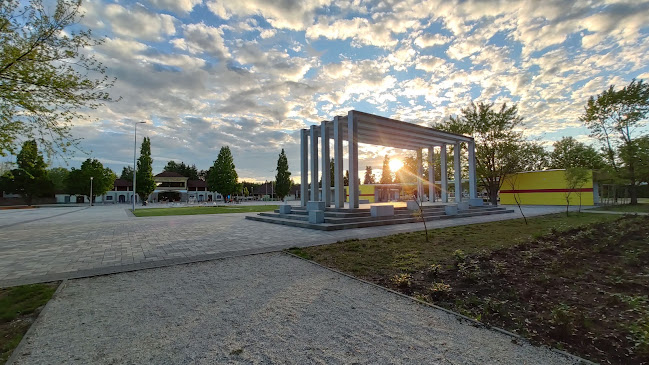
[499,170,594,206]
[345,185,376,203]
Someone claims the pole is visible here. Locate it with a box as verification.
[133,122,137,211]
[90,177,93,207]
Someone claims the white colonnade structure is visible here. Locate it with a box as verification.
[300,110,481,209]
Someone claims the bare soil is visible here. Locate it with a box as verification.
[380,215,649,365]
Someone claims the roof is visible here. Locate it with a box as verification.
[155,171,185,178]
[308,110,473,151]
[113,179,133,187]
[187,179,207,188]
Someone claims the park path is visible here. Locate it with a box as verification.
[0,204,574,287]
[9,253,582,365]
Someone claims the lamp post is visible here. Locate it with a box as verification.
[133,121,147,212]
[90,177,93,207]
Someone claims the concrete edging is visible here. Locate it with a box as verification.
[282,251,596,365]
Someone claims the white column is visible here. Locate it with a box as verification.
[441,144,448,203]
[417,148,423,200]
[309,125,319,201]
[321,121,331,207]
[468,140,477,200]
[454,142,462,203]
[300,129,308,206]
[348,110,359,209]
[333,116,345,209]
[428,146,435,202]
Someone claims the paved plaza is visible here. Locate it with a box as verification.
[0,203,577,287]
[10,253,581,365]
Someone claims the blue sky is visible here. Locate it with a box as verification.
[37,0,649,181]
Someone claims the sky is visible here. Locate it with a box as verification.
[35,0,649,182]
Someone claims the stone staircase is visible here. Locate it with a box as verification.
[245,204,515,231]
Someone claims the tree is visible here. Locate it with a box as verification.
[207,146,239,202]
[564,167,590,216]
[66,158,116,202]
[120,166,134,181]
[0,0,117,156]
[48,167,69,193]
[344,170,350,186]
[136,137,155,204]
[163,161,199,180]
[329,158,335,187]
[580,79,649,204]
[0,140,53,205]
[433,102,529,205]
[363,166,376,184]
[380,155,392,184]
[275,149,291,201]
[549,137,605,170]
[517,142,550,171]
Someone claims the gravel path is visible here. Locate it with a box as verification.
[11,253,580,364]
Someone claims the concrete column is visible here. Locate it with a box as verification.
[468,140,477,200]
[348,110,359,209]
[441,144,448,203]
[428,146,435,202]
[321,121,331,207]
[309,125,318,201]
[300,129,308,206]
[417,148,423,200]
[333,116,345,208]
[454,142,462,203]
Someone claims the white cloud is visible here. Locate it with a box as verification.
[205,0,331,30]
[147,0,202,15]
[414,33,451,48]
[103,3,177,41]
[171,23,230,59]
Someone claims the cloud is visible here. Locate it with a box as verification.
[205,0,331,30]
[414,33,451,48]
[146,0,202,15]
[171,23,230,59]
[102,3,177,41]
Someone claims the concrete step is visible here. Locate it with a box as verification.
[246,207,516,231]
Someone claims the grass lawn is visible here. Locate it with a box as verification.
[132,205,279,217]
[288,213,649,364]
[592,203,649,213]
[1,283,58,364]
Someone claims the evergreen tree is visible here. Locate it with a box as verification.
[66,159,116,202]
[207,146,239,202]
[0,140,53,205]
[163,160,199,179]
[363,166,376,184]
[344,170,350,186]
[380,155,392,184]
[275,149,292,201]
[136,137,155,203]
[330,158,335,187]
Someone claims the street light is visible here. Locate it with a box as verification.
[90,176,94,207]
[133,121,147,212]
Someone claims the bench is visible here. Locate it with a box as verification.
[370,205,394,217]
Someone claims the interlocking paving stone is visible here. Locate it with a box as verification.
[0,204,578,287]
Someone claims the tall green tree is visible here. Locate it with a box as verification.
[0,140,53,205]
[66,159,115,202]
[136,137,155,203]
[580,79,649,204]
[275,149,291,200]
[120,166,134,181]
[433,102,529,205]
[549,137,606,169]
[380,155,392,184]
[0,0,117,156]
[344,170,350,186]
[207,146,239,202]
[163,161,199,180]
[48,167,69,193]
[363,166,376,184]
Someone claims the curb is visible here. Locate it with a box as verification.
[6,280,68,365]
[282,251,596,365]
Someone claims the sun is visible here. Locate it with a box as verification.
[389,159,403,172]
